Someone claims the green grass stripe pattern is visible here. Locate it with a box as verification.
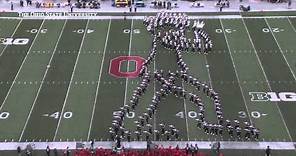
[55,19,110,141]
[0,16,295,143]
[123,20,155,141]
[20,20,88,141]
[0,19,20,53]
[182,21,219,141]
[89,19,131,141]
[221,18,291,141]
[203,19,251,131]
[154,43,188,140]
[0,20,42,109]
[244,18,296,141]
[0,20,66,141]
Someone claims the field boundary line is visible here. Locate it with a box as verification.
[0,19,22,57]
[0,20,44,112]
[53,20,90,141]
[264,18,296,81]
[219,19,253,125]
[0,141,295,150]
[18,20,68,142]
[87,18,112,141]
[241,18,293,142]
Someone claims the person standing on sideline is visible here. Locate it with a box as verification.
[288,0,292,8]
[70,5,74,12]
[53,148,58,156]
[265,146,271,156]
[64,147,70,156]
[20,0,24,7]
[46,146,50,156]
[11,2,14,10]
[194,144,199,155]
[216,141,221,154]
[90,139,94,149]
[219,5,223,12]
[17,146,21,156]
[123,12,127,20]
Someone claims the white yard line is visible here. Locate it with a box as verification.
[264,18,296,81]
[153,56,156,141]
[18,20,67,142]
[0,19,22,57]
[287,17,296,33]
[219,19,253,125]
[122,19,134,141]
[203,56,213,87]
[0,20,44,112]
[53,20,90,141]
[87,18,111,141]
[241,18,293,142]
[123,19,134,107]
[181,81,190,141]
[203,56,216,125]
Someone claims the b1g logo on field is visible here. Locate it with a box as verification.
[109,56,145,78]
[249,92,296,102]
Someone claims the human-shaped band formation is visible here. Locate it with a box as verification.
[109,12,260,147]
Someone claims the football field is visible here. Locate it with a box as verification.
[0,15,296,151]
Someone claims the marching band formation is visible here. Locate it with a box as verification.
[109,12,260,148]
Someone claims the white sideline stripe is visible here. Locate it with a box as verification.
[87,18,111,141]
[18,20,68,142]
[53,19,90,141]
[240,18,293,142]
[2,15,296,20]
[219,19,253,125]
[0,20,44,112]
[0,141,295,150]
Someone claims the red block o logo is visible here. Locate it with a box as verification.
[109,56,146,78]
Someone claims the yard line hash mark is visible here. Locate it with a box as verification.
[0,20,45,113]
[219,19,253,125]
[87,18,111,141]
[19,20,68,142]
[241,18,293,142]
[53,19,90,141]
